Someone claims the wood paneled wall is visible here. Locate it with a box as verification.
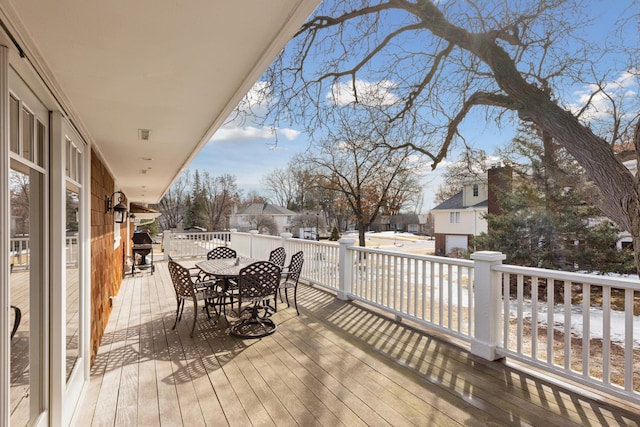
[89,150,126,365]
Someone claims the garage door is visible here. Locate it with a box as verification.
[445,235,468,254]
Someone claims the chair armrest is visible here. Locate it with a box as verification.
[197,278,219,288]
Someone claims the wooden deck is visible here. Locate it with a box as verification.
[74,261,640,426]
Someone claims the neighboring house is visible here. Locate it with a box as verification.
[392,213,432,235]
[369,213,432,235]
[229,203,297,235]
[432,166,511,255]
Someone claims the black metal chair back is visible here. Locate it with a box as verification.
[285,251,304,284]
[207,246,237,260]
[237,261,281,305]
[280,251,304,315]
[268,247,286,267]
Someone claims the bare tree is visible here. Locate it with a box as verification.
[263,166,298,209]
[155,171,191,230]
[245,215,278,235]
[261,0,640,272]
[262,161,320,210]
[304,108,424,246]
[10,170,30,235]
[241,191,267,207]
[202,172,237,230]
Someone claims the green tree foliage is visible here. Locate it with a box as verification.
[184,170,207,229]
[475,128,633,274]
[135,219,159,236]
[330,226,340,241]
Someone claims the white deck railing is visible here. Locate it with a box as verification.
[492,262,640,404]
[348,246,474,342]
[165,231,639,404]
[10,236,78,269]
[162,230,231,259]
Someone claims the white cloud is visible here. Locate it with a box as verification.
[570,70,638,121]
[328,79,400,107]
[210,125,300,143]
[279,128,301,140]
[212,80,301,144]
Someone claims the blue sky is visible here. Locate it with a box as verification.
[190,0,638,212]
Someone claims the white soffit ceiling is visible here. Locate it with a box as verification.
[0,0,320,203]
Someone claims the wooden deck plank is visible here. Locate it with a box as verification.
[280,321,423,426]
[309,298,638,426]
[241,340,332,426]
[114,274,142,426]
[302,300,550,426]
[73,261,640,427]
[89,270,136,427]
[156,265,208,427]
[278,315,462,426]
[274,292,472,427]
[136,274,162,427]
[257,315,392,427]
[317,300,610,426]
[222,338,297,426]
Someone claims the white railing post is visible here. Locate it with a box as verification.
[280,232,293,261]
[470,251,506,361]
[337,237,356,300]
[163,230,172,260]
[229,229,238,252]
[249,229,259,259]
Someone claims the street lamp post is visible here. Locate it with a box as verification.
[316,212,320,241]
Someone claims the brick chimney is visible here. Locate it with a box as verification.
[487,166,512,215]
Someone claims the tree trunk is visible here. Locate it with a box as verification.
[358,226,366,247]
[414,2,640,275]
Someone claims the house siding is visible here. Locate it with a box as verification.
[90,150,126,364]
[433,209,487,235]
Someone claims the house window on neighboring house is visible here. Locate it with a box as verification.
[473,183,479,197]
[449,212,460,224]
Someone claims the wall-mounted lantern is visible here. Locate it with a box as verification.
[105,191,128,223]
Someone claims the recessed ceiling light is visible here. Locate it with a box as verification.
[138,129,150,141]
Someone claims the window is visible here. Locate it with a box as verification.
[449,212,460,224]
[473,183,479,197]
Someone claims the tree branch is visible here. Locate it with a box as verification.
[392,42,454,121]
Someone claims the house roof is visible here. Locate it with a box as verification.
[236,203,297,216]
[432,191,488,210]
[0,0,321,204]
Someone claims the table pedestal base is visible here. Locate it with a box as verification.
[230,305,277,338]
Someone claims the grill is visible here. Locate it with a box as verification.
[131,231,155,275]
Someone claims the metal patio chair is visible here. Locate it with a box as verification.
[230,261,281,338]
[279,251,304,315]
[168,259,220,337]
